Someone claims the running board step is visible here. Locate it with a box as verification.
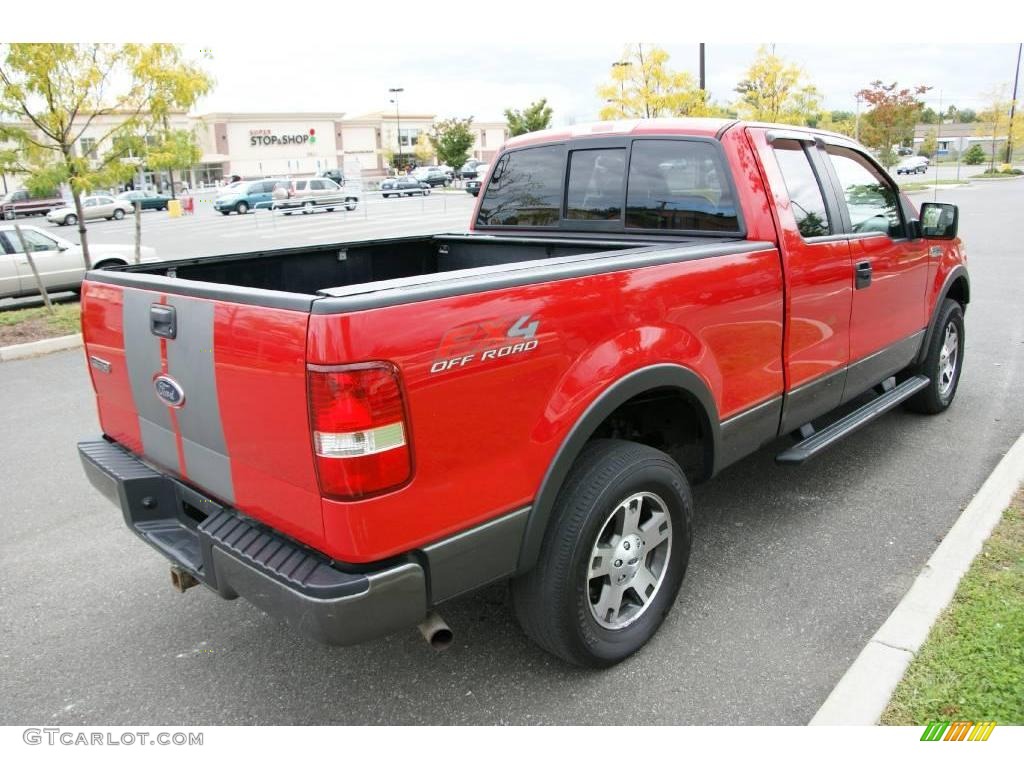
[776,375,930,465]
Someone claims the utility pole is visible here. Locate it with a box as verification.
[699,43,706,91]
[1006,42,1022,165]
[389,87,404,171]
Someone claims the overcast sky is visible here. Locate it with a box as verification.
[187,42,1022,125]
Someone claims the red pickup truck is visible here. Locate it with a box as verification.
[78,118,968,667]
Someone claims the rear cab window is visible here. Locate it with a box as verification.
[477,136,742,235]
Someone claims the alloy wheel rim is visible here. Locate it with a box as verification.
[587,491,673,630]
[938,321,959,398]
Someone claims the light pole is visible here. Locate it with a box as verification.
[612,61,629,117]
[389,87,404,171]
[1006,42,1022,165]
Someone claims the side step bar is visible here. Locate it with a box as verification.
[776,375,930,465]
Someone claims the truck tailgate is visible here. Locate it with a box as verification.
[80,279,326,550]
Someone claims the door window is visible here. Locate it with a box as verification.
[772,139,832,238]
[6,229,58,252]
[309,180,325,191]
[826,147,904,238]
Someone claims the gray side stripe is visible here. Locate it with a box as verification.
[165,295,235,504]
[123,290,179,475]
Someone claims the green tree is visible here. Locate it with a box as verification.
[504,98,554,136]
[413,133,435,165]
[856,80,930,168]
[146,128,202,197]
[920,107,940,124]
[0,44,211,267]
[734,45,822,125]
[976,85,1022,169]
[597,44,712,119]
[962,143,986,164]
[819,110,856,138]
[920,129,938,158]
[429,117,475,173]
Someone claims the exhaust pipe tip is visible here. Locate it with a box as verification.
[418,611,453,651]
[170,566,199,593]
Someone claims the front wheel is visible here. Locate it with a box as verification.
[511,439,692,668]
[236,201,249,215]
[65,214,78,226]
[905,298,965,414]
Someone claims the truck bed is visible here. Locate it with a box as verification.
[93,233,742,308]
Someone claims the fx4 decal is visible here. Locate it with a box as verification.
[431,314,540,373]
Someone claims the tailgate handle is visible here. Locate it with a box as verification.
[150,304,177,339]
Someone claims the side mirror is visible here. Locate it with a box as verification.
[919,202,958,239]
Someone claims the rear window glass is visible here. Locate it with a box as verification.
[566,148,625,221]
[477,145,563,227]
[625,140,738,232]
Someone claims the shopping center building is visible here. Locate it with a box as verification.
[2,109,509,193]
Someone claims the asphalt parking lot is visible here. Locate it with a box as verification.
[1,179,1022,725]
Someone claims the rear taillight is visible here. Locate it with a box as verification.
[308,363,412,499]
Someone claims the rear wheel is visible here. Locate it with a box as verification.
[511,439,692,667]
[905,299,965,414]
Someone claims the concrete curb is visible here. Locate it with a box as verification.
[0,333,82,362]
[810,430,1024,725]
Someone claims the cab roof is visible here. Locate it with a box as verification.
[503,117,858,150]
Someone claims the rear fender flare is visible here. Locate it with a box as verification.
[515,363,720,574]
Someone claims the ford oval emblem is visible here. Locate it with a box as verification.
[154,375,185,408]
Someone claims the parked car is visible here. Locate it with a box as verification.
[458,159,486,180]
[272,177,359,214]
[412,166,450,187]
[46,195,134,226]
[117,190,171,211]
[380,176,431,197]
[1,188,66,220]
[437,164,455,182]
[214,178,289,215]
[318,169,346,186]
[465,164,490,196]
[77,118,968,667]
[0,223,157,299]
[895,156,930,175]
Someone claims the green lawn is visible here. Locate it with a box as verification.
[881,490,1024,725]
[0,301,81,344]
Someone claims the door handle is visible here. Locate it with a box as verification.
[855,261,872,290]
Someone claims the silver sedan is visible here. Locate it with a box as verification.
[46,195,135,226]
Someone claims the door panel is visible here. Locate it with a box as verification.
[753,131,853,429]
[0,243,20,297]
[822,146,928,368]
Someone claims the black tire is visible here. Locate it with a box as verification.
[220,211,230,216]
[302,201,314,214]
[65,214,77,226]
[905,298,965,414]
[236,201,249,215]
[3,209,15,220]
[112,208,125,220]
[94,259,126,270]
[424,189,431,196]
[326,207,335,212]
[511,439,692,668]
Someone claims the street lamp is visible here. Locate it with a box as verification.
[389,87,404,171]
[612,61,629,117]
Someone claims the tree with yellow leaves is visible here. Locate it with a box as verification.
[734,45,822,126]
[597,44,719,120]
[0,44,212,267]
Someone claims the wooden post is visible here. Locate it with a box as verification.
[134,201,142,264]
[13,223,54,313]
